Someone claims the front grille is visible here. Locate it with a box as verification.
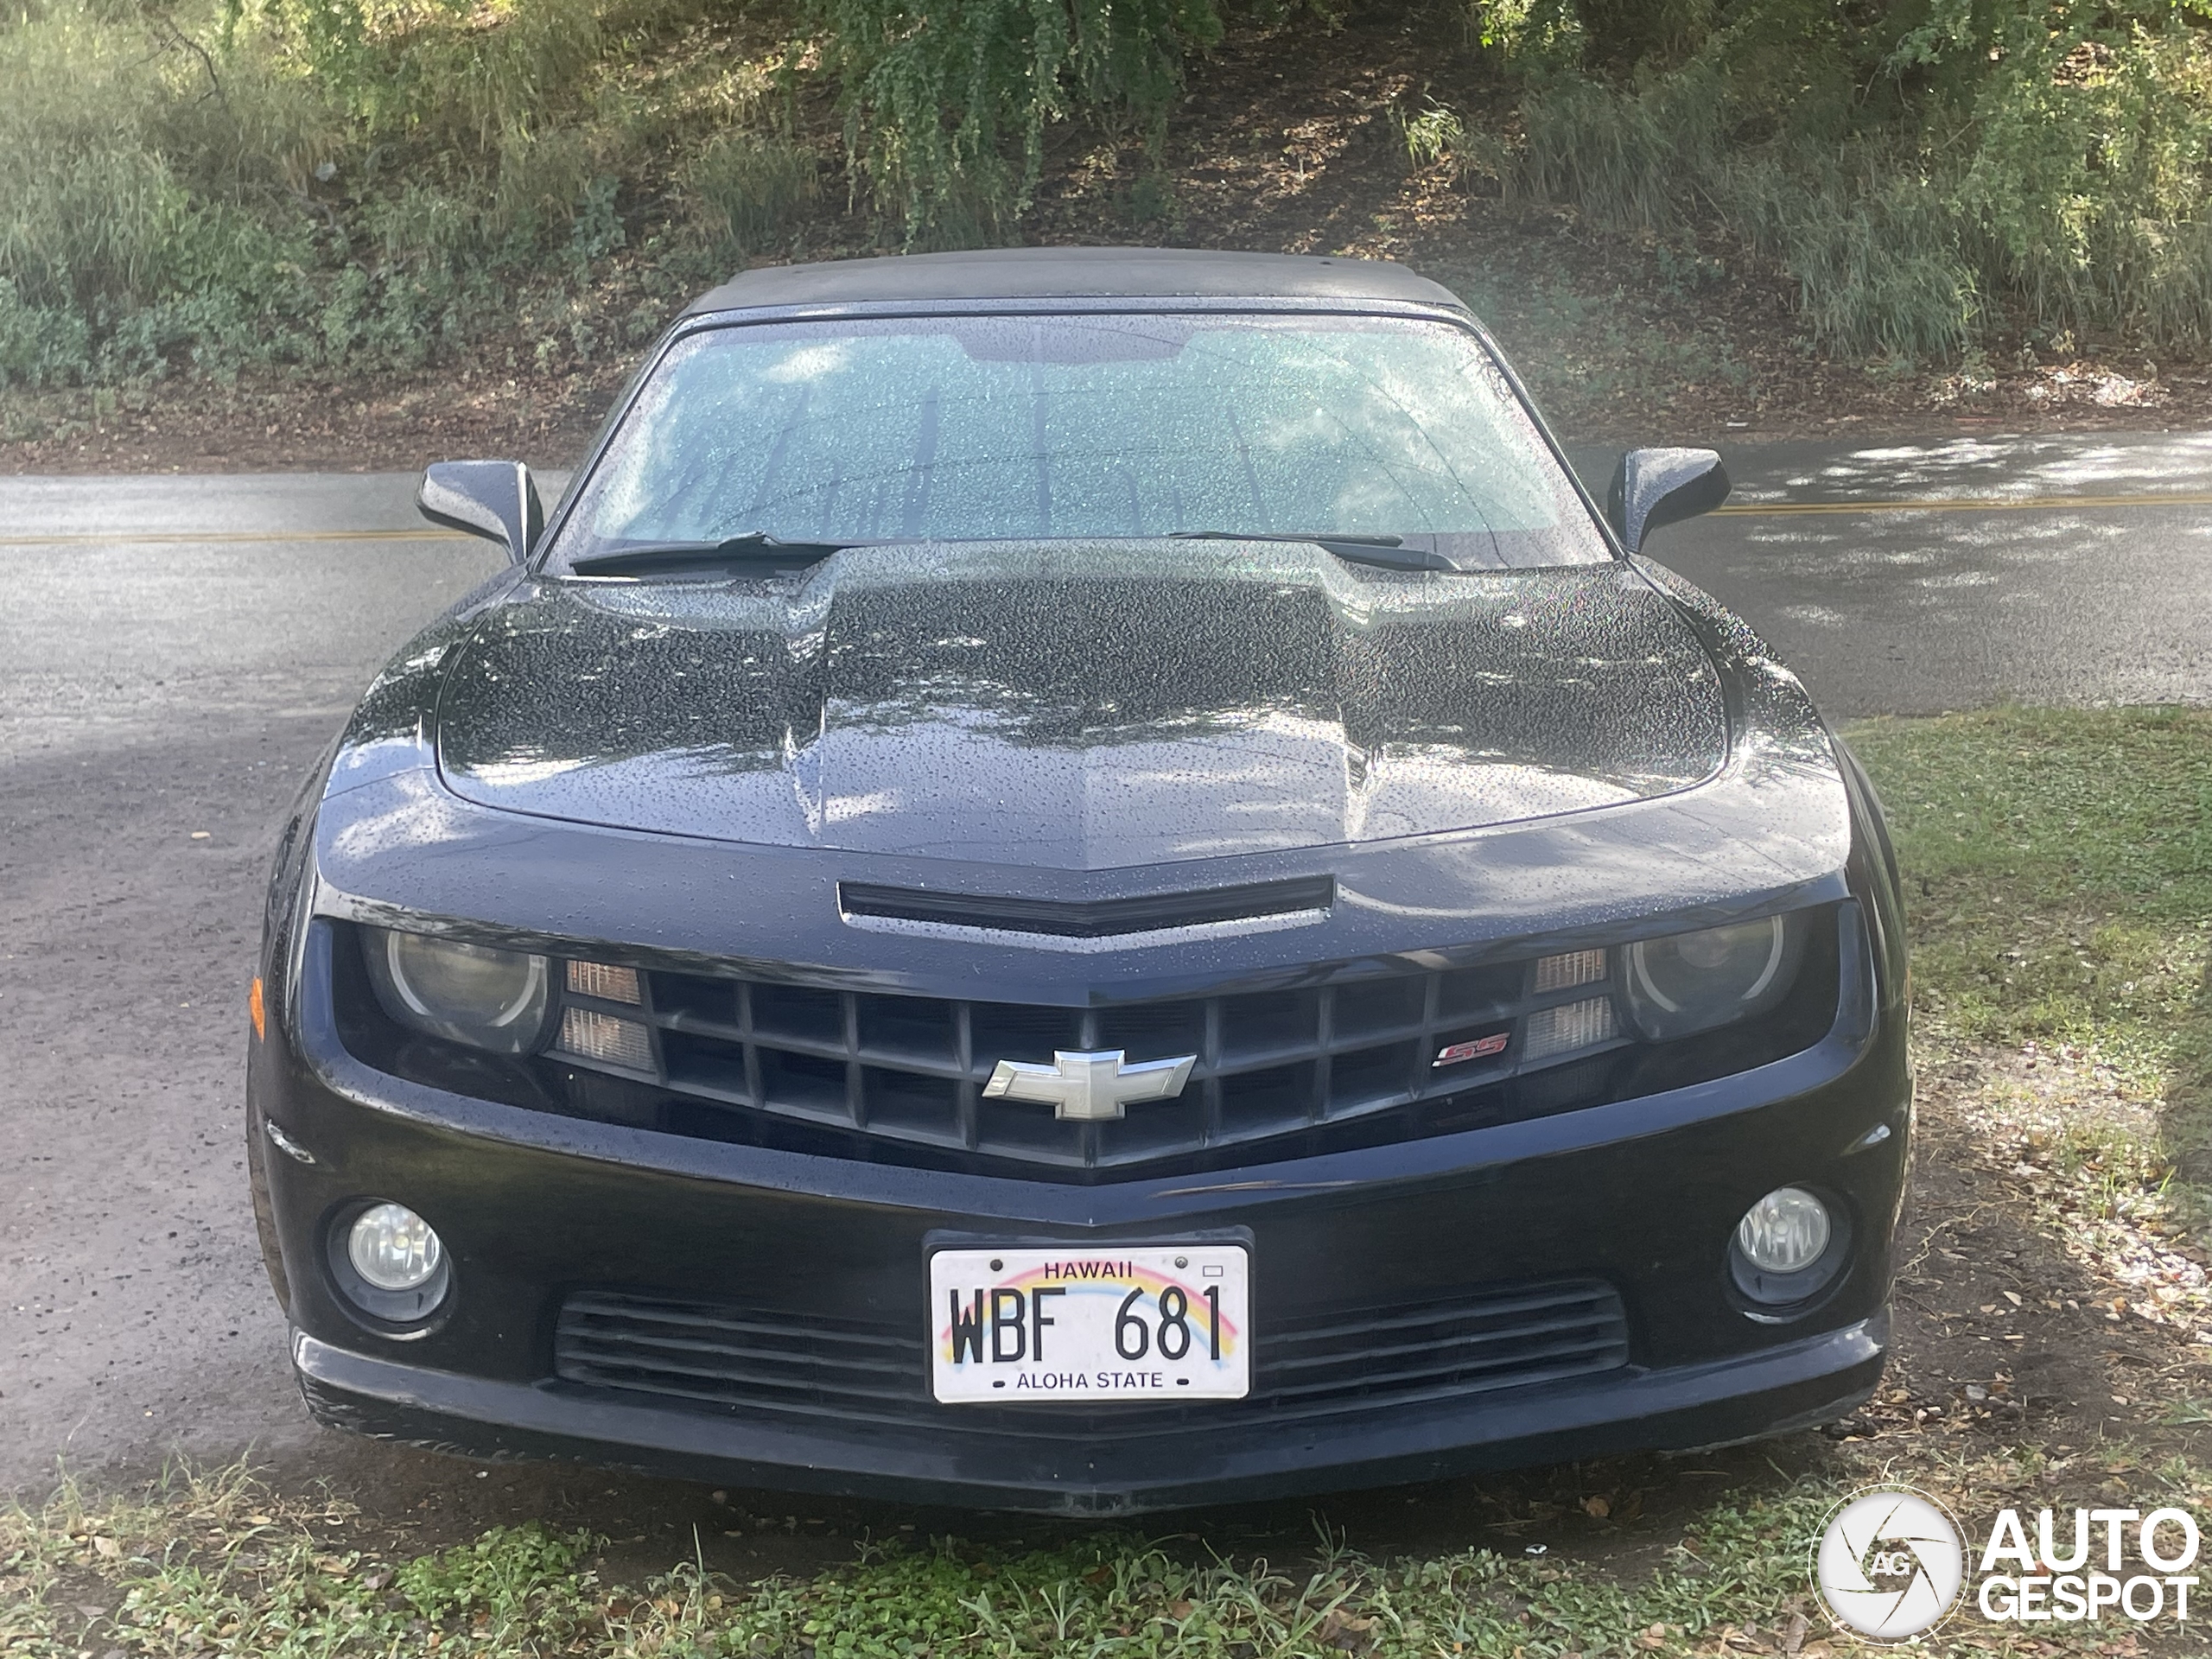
[555,953,1627,1173]
[552,1280,1630,1433]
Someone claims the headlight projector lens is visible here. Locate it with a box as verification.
[331,1201,451,1324]
[363,927,550,1053]
[1730,1185,1845,1310]
[1624,913,1806,1041]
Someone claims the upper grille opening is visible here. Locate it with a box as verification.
[838,875,1335,938]
[327,906,1847,1183]
[542,941,1649,1173]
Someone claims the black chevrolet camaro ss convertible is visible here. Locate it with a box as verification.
[246,247,1910,1513]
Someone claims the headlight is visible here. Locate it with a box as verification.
[363,927,550,1053]
[1622,913,1805,1041]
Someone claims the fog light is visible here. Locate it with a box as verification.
[1730,1185,1846,1310]
[1736,1186,1830,1274]
[329,1200,450,1326]
[348,1202,443,1291]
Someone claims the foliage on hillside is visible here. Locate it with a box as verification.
[1455,0,2212,361]
[0,0,758,389]
[2,0,2209,397]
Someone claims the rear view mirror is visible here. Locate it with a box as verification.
[418,461,545,564]
[1606,448,1730,554]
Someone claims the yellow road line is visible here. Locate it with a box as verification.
[1713,492,2212,516]
[0,527,472,547]
[1,490,2207,547]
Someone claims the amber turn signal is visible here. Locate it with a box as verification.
[250,976,266,1042]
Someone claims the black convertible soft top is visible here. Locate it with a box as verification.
[682,245,1467,316]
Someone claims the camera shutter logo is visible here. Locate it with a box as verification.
[1815,1486,1967,1642]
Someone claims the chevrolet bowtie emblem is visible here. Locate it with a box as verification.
[982,1049,1197,1122]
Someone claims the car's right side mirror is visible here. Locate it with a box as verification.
[1605,448,1730,555]
[418,460,545,564]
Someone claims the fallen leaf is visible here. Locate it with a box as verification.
[1169,1600,1193,1620]
[1582,1495,1611,1518]
[1317,1605,1376,1650]
[91,1536,119,1559]
[1782,1611,1809,1654]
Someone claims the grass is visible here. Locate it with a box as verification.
[8,708,2211,1656]
[1453,1,2212,364]
[1442,258,1751,407]
[1847,707,2212,1362]
[9,1451,2206,1658]
[1845,707,2212,1180]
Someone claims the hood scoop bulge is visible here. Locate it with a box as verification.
[434,544,1729,870]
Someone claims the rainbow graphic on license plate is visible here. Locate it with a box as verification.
[928,1244,1250,1403]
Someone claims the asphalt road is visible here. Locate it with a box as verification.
[3,432,2209,1507]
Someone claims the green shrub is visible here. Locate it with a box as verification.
[681,130,818,263]
[385,0,608,152]
[1478,0,2212,360]
[1514,63,1729,232]
[808,0,1227,242]
[493,124,607,247]
[0,277,92,388]
[0,16,191,314]
[1729,146,1981,361]
[0,0,655,386]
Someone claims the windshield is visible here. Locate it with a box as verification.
[550,310,1613,570]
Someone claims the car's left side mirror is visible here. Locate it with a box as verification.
[417,460,545,564]
[1605,448,1730,555]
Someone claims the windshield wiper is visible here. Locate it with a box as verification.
[1167,531,1455,571]
[567,531,853,575]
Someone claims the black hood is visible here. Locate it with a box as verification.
[434,543,1727,872]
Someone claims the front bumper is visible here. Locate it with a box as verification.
[254,918,1909,1514]
[294,1313,1886,1515]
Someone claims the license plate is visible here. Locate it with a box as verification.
[929,1244,1250,1403]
